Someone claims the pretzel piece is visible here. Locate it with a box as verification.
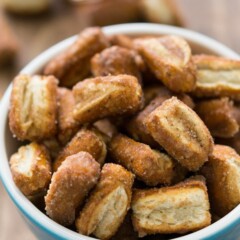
[73,74,143,124]
[196,98,239,138]
[192,54,240,100]
[145,97,213,171]
[44,27,109,87]
[201,145,240,216]
[53,127,106,171]
[9,74,58,141]
[45,152,100,226]
[76,163,134,239]
[10,142,51,197]
[91,46,142,81]
[109,134,186,186]
[132,176,211,237]
[134,35,196,92]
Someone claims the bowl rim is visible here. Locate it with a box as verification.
[0,23,240,240]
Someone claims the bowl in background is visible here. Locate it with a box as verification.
[0,23,240,240]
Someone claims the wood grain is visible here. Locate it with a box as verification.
[0,0,240,239]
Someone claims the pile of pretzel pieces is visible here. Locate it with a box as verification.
[8,26,240,239]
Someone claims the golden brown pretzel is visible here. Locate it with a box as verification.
[10,142,51,197]
[44,27,109,87]
[201,145,240,216]
[91,46,142,81]
[73,74,143,124]
[76,163,134,239]
[134,35,196,92]
[9,74,58,141]
[53,127,106,171]
[45,152,100,226]
[131,176,211,237]
[145,97,213,171]
[109,134,186,186]
[196,98,239,138]
[192,54,240,100]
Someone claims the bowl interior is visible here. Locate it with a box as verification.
[1,23,240,240]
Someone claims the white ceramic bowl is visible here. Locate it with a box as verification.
[0,23,240,240]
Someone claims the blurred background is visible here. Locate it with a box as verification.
[0,0,239,239]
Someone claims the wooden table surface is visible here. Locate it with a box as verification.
[0,0,240,239]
